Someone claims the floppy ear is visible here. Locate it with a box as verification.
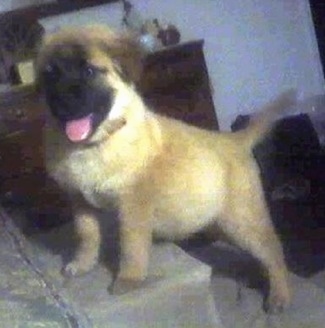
[101,32,146,84]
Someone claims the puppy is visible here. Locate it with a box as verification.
[36,25,295,312]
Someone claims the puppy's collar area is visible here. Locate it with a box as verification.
[103,117,127,137]
[61,112,126,144]
[81,117,127,147]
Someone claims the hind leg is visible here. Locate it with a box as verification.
[216,204,290,313]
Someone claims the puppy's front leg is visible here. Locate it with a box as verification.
[64,199,101,277]
[112,195,153,295]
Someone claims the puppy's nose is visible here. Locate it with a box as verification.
[66,84,83,99]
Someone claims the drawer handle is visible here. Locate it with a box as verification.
[160,64,174,77]
[14,109,26,119]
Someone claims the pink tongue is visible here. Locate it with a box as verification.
[65,114,93,142]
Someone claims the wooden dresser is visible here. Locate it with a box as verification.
[0,40,218,216]
[141,40,218,130]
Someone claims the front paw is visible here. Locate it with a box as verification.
[110,277,143,295]
[63,259,97,277]
[264,287,291,314]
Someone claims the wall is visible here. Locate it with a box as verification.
[24,0,325,129]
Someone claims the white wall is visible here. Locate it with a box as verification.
[36,0,325,129]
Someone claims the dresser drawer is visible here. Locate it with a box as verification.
[140,40,218,130]
[0,121,68,219]
[141,41,206,94]
[142,58,203,93]
[1,98,44,121]
[0,124,45,180]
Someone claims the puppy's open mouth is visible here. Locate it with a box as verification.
[65,113,93,142]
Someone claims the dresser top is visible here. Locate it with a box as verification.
[145,39,204,65]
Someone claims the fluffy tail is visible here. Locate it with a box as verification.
[238,90,297,149]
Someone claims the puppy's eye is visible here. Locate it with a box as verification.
[85,66,94,78]
[83,64,107,79]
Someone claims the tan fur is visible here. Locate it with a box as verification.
[38,26,295,312]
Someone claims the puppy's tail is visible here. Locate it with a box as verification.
[238,90,297,149]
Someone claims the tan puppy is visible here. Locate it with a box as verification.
[36,25,295,312]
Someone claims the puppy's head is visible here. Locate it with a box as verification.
[36,25,144,143]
